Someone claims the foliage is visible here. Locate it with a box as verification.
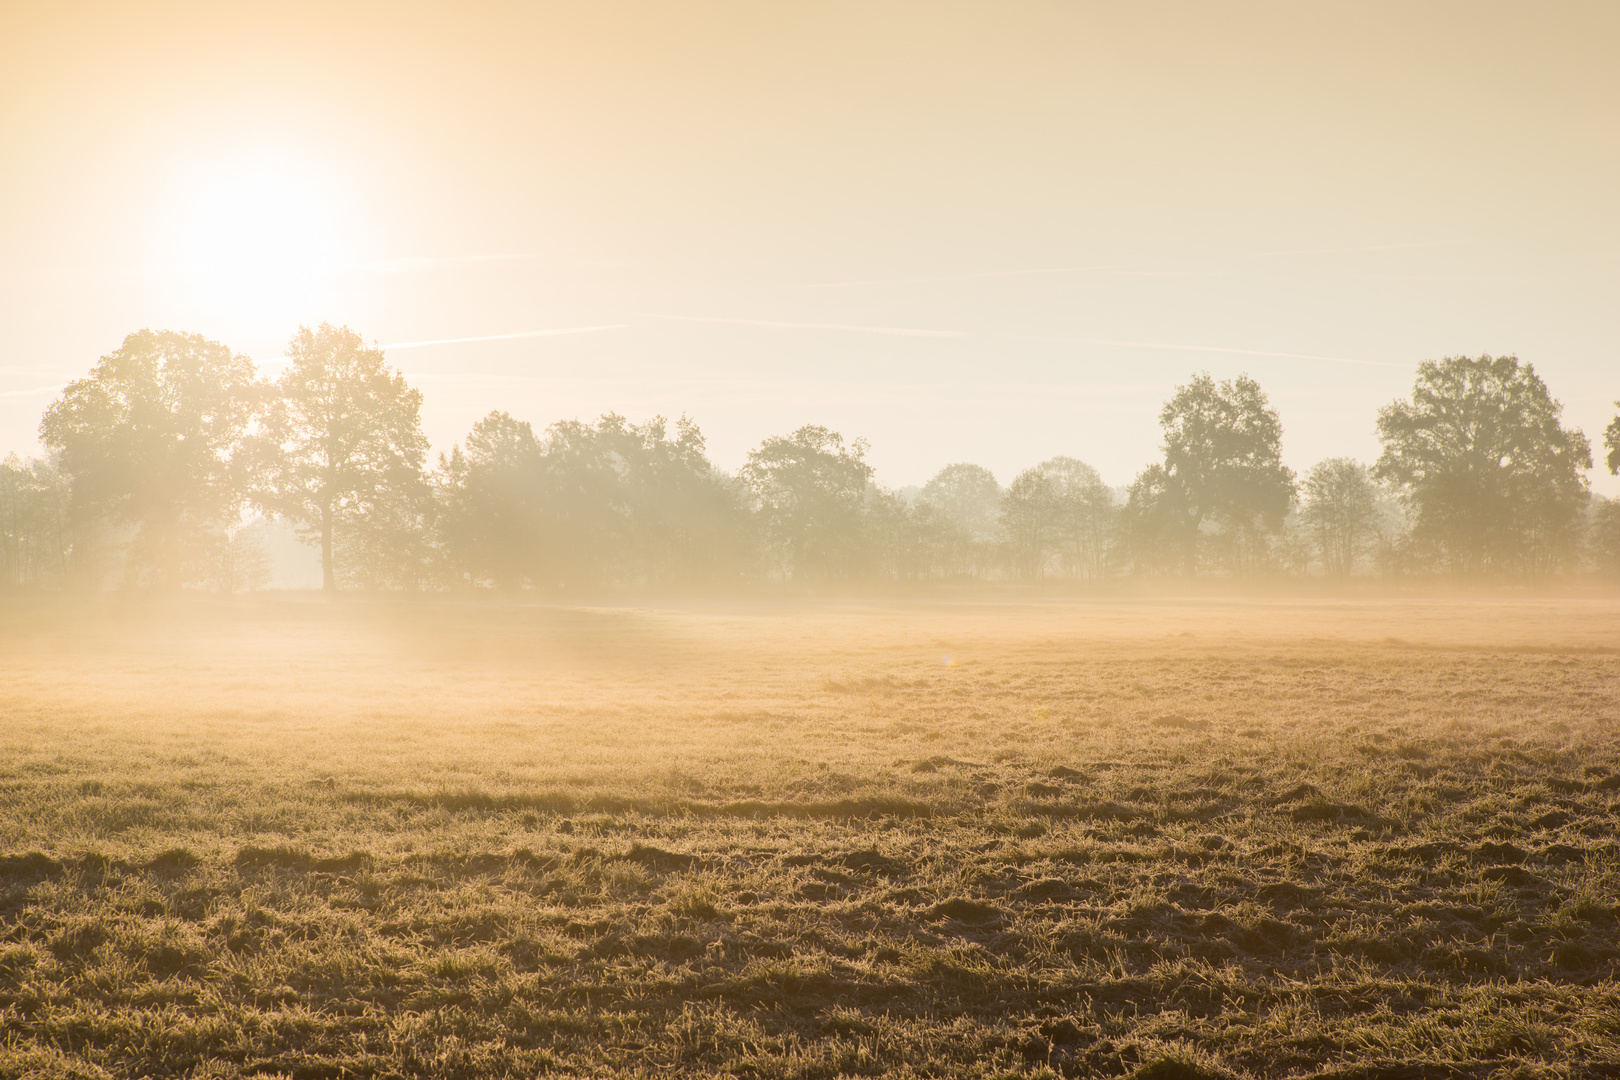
[435,412,752,590]
[1119,465,1185,576]
[38,330,260,587]
[0,454,70,590]
[436,411,546,589]
[1124,374,1295,576]
[590,414,754,587]
[918,463,1002,577]
[1300,458,1380,577]
[1606,402,1620,476]
[741,425,874,582]
[1375,355,1591,576]
[16,329,1620,590]
[1591,497,1620,576]
[254,323,430,592]
[1001,466,1057,578]
[1043,456,1116,579]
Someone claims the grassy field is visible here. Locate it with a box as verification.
[2,595,1619,1080]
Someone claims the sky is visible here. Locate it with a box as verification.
[2,0,1618,493]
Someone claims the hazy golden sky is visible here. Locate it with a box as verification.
[3,1,1618,491]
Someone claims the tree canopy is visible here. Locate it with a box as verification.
[1605,402,1619,476]
[39,329,260,587]
[1125,373,1295,576]
[254,323,429,592]
[741,425,874,582]
[10,329,1617,592]
[1375,355,1591,575]
[1300,458,1380,579]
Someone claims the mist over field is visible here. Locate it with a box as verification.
[6,3,1620,1079]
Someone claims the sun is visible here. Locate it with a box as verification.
[173,156,347,330]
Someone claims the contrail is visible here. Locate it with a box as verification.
[1020,336,1404,368]
[798,265,1128,290]
[641,313,967,338]
[0,384,66,399]
[381,325,627,350]
[797,241,1459,289]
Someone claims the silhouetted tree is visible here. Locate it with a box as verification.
[592,414,754,587]
[1002,466,1057,579]
[254,324,429,592]
[1300,458,1379,578]
[861,485,928,581]
[1591,498,1620,576]
[436,411,752,590]
[1119,465,1185,576]
[1605,402,1620,476]
[918,463,1001,577]
[742,425,873,582]
[1375,355,1591,575]
[436,411,546,589]
[1042,456,1115,579]
[1125,373,1295,576]
[0,454,70,589]
[39,330,260,588]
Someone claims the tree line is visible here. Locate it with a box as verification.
[3,323,1619,592]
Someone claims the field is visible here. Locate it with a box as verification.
[2,595,1619,1080]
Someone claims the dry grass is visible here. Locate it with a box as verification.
[2,595,1618,1079]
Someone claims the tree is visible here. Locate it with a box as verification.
[1119,464,1187,576]
[1590,498,1620,577]
[1300,458,1379,578]
[741,425,873,582]
[436,411,546,590]
[39,329,260,587]
[0,453,70,590]
[436,411,754,591]
[200,521,272,593]
[1605,402,1619,476]
[918,463,1001,577]
[590,414,754,587]
[1375,355,1591,575]
[1041,456,1115,579]
[255,324,429,593]
[1002,466,1057,578]
[1126,373,1295,576]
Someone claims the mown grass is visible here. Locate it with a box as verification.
[1,596,1618,1079]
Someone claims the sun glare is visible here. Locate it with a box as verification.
[173,157,346,329]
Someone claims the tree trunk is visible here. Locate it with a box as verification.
[321,503,336,595]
